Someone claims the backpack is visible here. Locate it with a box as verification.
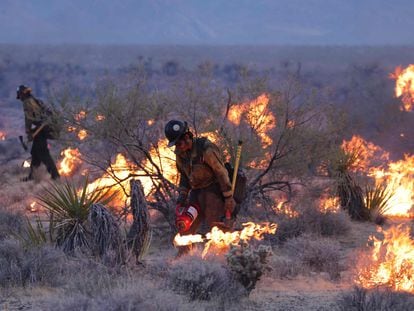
[33,97,62,140]
[195,137,247,205]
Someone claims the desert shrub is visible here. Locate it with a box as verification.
[168,256,244,301]
[226,242,273,293]
[301,207,351,237]
[337,286,414,311]
[284,235,342,280]
[0,209,24,240]
[269,214,306,244]
[270,255,303,279]
[0,238,67,287]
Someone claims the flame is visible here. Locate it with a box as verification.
[96,114,105,121]
[341,136,414,216]
[23,160,31,168]
[58,148,82,176]
[392,65,414,111]
[369,154,414,216]
[67,126,76,132]
[0,131,5,140]
[74,110,87,121]
[341,135,389,172]
[29,201,37,212]
[77,129,87,140]
[356,225,414,293]
[147,119,155,126]
[319,195,340,213]
[272,201,299,218]
[228,94,276,148]
[173,222,277,258]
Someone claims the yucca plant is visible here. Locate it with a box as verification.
[331,148,370,221]
[37,177,117,254]
[364,183,394,225]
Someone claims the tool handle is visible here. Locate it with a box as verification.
[231,140,243,192]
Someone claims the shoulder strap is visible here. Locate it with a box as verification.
[195,137,208,163]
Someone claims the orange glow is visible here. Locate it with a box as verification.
[74,110,87,121]
[29,201,37,212]
[319,195,340,213]
[0,131,5,140]
[272,201,299,218]
[67,126,76,132]
[58,148,82,176]
[95,114,105,121]
[356,225,414,293]
[173,222,277,258]
[147,119,155,126]
[391,65,414,111]
[23,160,31,168]
[369,154,414,216]
[341,135,389,172]
[228,94,276,148]
[77,129,87,140]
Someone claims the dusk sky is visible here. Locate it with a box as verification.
[1,0,414,45]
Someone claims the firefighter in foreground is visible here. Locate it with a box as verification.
[17,85,60,181]
[165,120,236,242]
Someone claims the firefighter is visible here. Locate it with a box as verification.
[16,85,60,181]
[165,120,236,237]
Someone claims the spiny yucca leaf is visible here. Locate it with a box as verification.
[36,177,119,254]
[364,183,395,217]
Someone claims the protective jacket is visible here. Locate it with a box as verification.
[22,96,45,134]
[175,138,232,198]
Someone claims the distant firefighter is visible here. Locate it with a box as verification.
[16,85,60,181]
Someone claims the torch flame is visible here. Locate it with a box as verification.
[356,225,414,293]
[173,222,277,258]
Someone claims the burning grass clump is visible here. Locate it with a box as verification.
[0,238,67,287]
[169,255,245,301]
[227,241,273,294]
[284,234,342,280]
[337,287,414,311]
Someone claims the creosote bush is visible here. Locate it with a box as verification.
[284,234,342,280]
[226,241,273,293]
[0,209,24,240]
[169,255,245,301]
[0,238,67,287]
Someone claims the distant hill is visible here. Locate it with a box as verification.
[1,0,414,45]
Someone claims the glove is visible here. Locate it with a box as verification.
[224,196,236,213]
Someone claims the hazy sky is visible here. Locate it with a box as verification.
[1,0,414,45]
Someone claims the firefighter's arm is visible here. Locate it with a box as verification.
[176,162,190,205]
[23,101,33,135]
[203,147,232,198]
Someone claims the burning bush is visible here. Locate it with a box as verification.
[356,225,414,293]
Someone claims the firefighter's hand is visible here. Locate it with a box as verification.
[224,196,236,213]
[176,191,187,206]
